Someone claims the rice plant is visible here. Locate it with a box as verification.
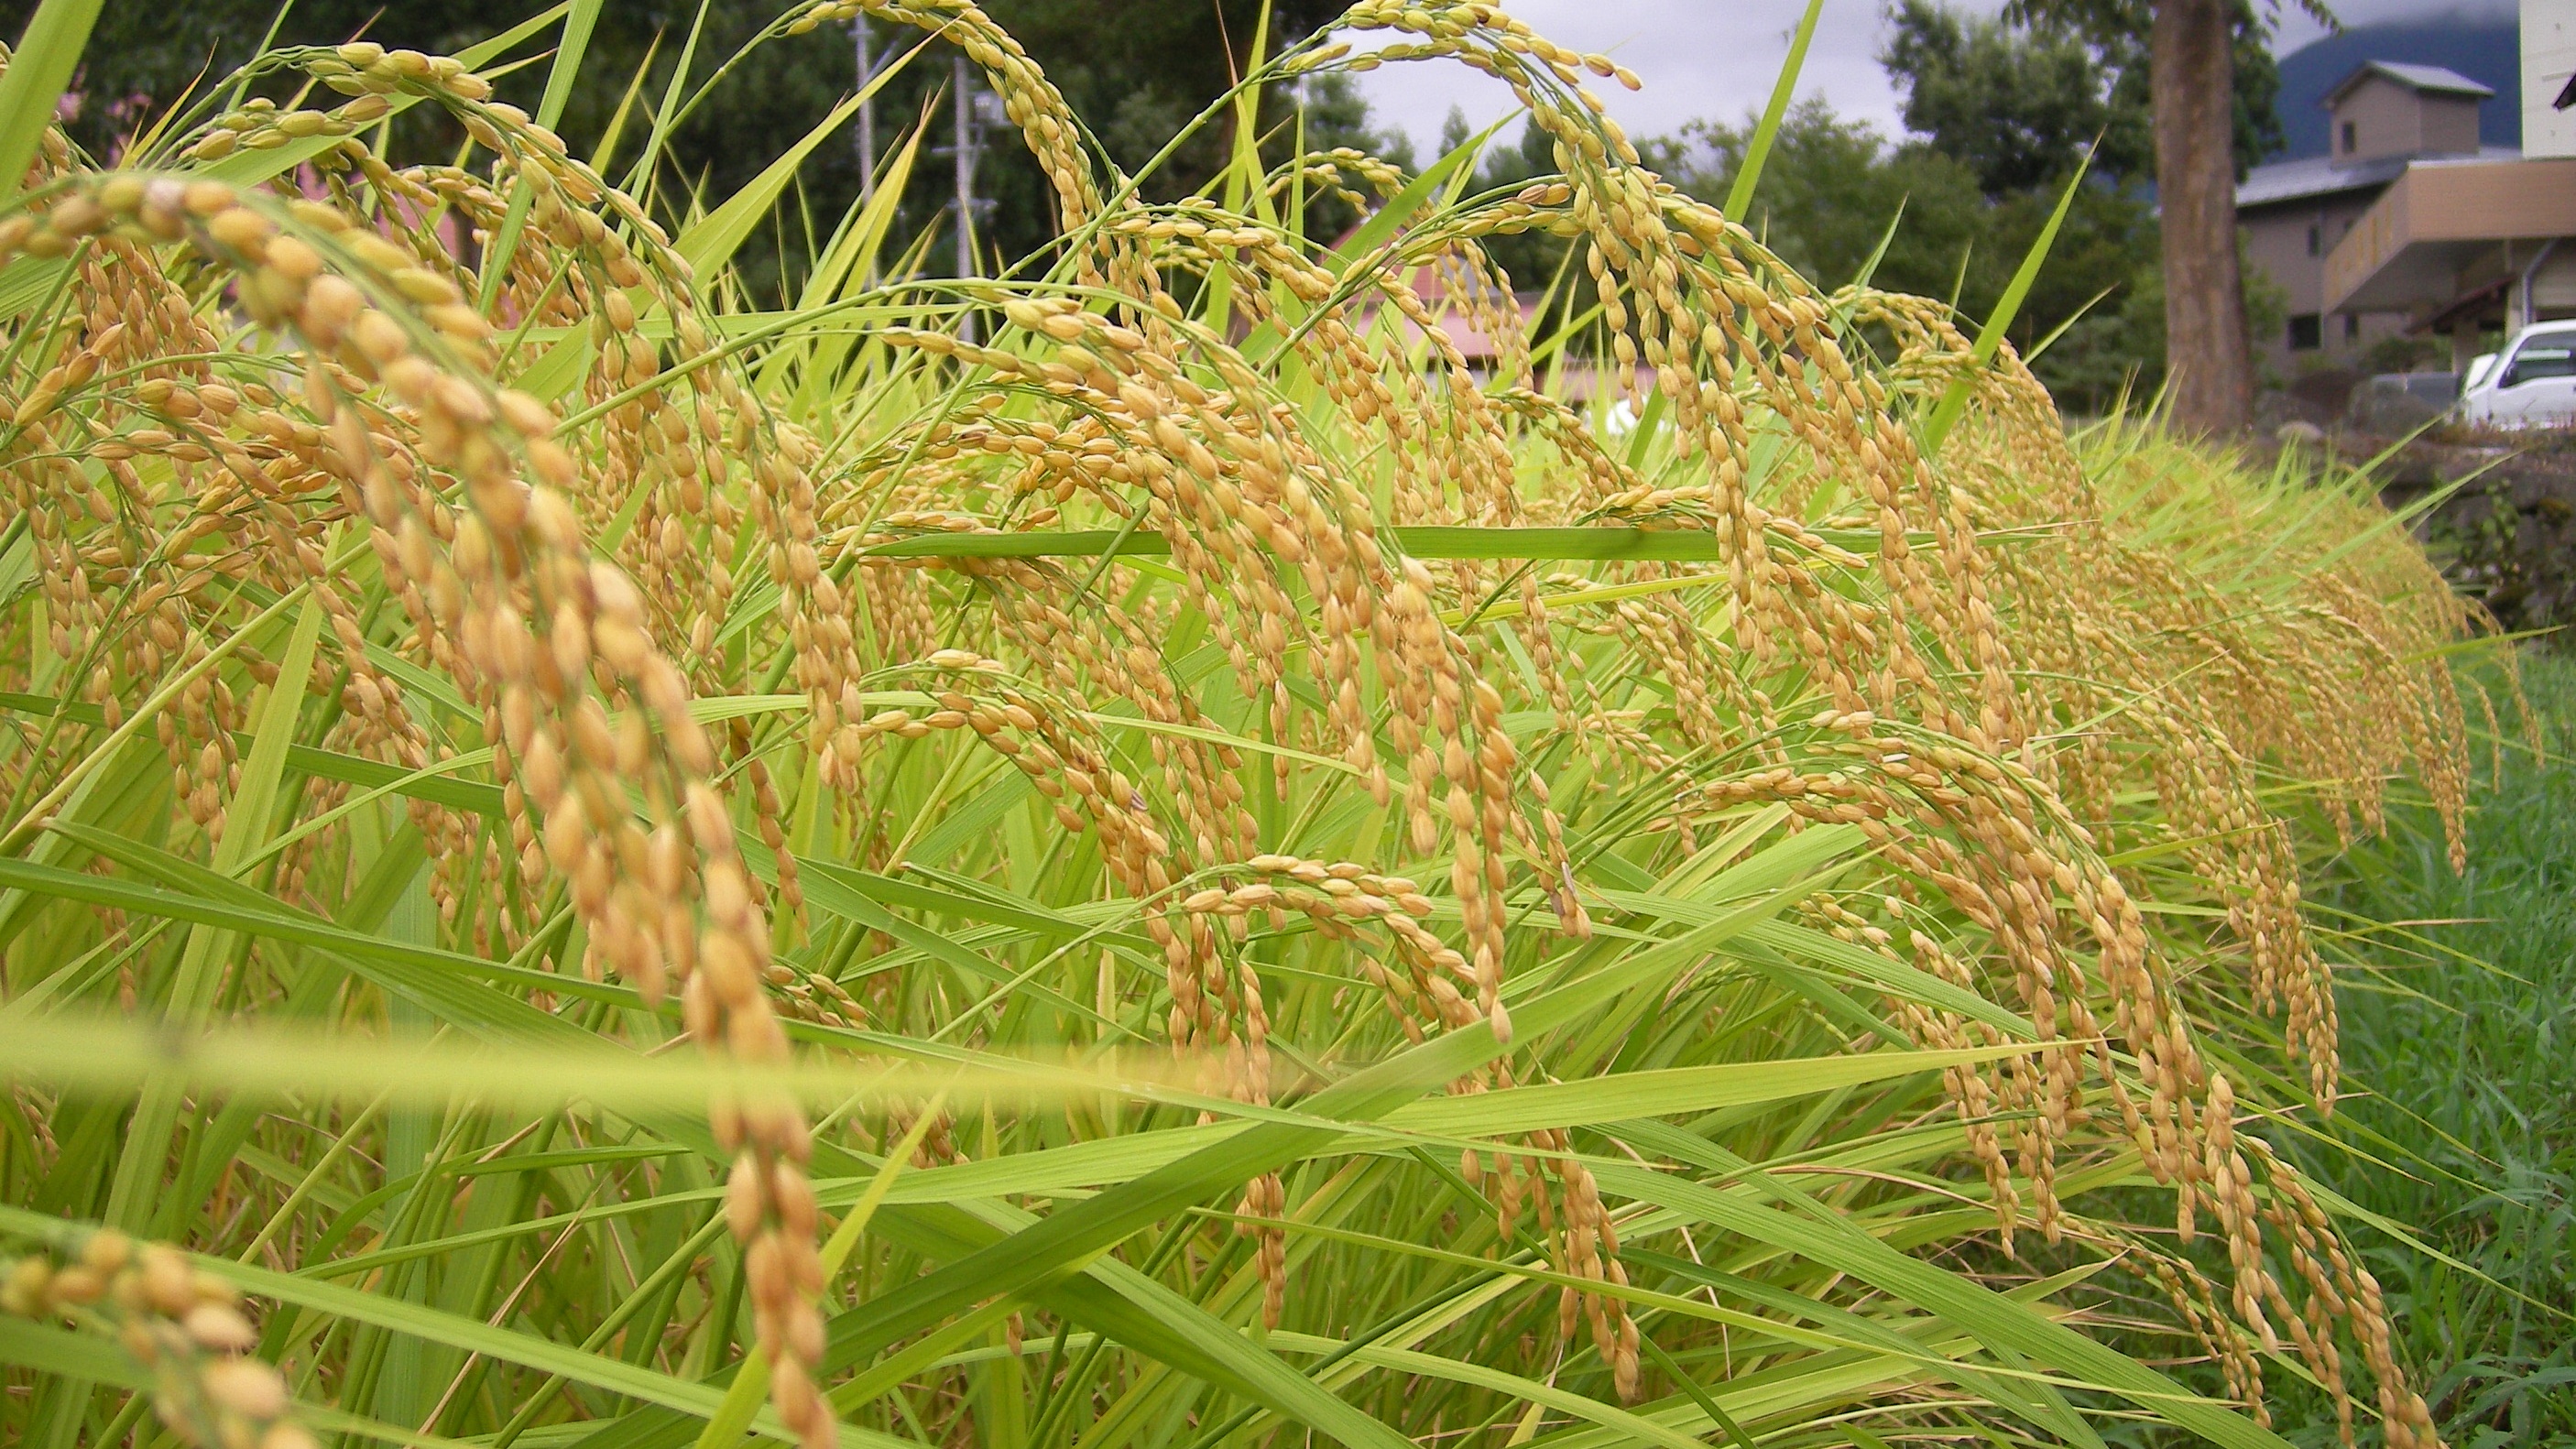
[0,5,2521,1449]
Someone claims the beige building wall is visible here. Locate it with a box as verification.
[2332,76,2485,160]
[2245,198,2411,375]
[2536,246,2576,314]
[2333,76,2422,159]
[2419,94,2483,156]
[2527,0,2576,158]
[2469,242,2576,319]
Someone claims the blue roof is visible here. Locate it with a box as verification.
[2236,145,2521,210]
[2324,60,2498,104]
[2236,153,2407,209]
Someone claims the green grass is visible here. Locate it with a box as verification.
[2303,652,2576,1447]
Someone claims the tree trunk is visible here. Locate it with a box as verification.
[2152,0,2253,436]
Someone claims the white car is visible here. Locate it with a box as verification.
[2460,325,2576,428]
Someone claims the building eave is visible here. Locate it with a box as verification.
[2323,155,2576,315]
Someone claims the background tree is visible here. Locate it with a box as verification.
[1999,0,2306,437]
[1641,1,2287,418]
[15,0,2288,418]
[1885,0,2281,193]
[1883,0,2144,195]
[1659,96,2168,417]
[4,0,1397,295]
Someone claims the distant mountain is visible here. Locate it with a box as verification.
[2274,15,2519,158]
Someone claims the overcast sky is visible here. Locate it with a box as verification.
[1348,0,2517,155]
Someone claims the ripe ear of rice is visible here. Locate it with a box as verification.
[0,8,2516,1449]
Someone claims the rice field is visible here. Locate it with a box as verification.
[0,5,2531,1449]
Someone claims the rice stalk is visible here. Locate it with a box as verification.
[0,7,2517,1449]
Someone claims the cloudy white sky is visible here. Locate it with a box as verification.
[1348,0,2516,155]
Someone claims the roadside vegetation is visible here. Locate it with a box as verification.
[2300,652,2576,1448]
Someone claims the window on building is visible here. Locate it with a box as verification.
[2307,224,2320,256]
[2287,314,2323,351]
[2341,119,2357,154]
[2344,314,2360,342]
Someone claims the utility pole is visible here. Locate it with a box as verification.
[954,52,976,290]
[855,17,877,203]
[934,52,1002,341]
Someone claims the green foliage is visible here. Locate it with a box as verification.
[2000,0,2290,180]
[1656,100,2161,414]
[3,0,1388,291]
[1883,0,2138,197]
[2361,332,2454,376]
[1455,114,1569,298]
[2304,654,2576,1446]
[1667,101,1981,291]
